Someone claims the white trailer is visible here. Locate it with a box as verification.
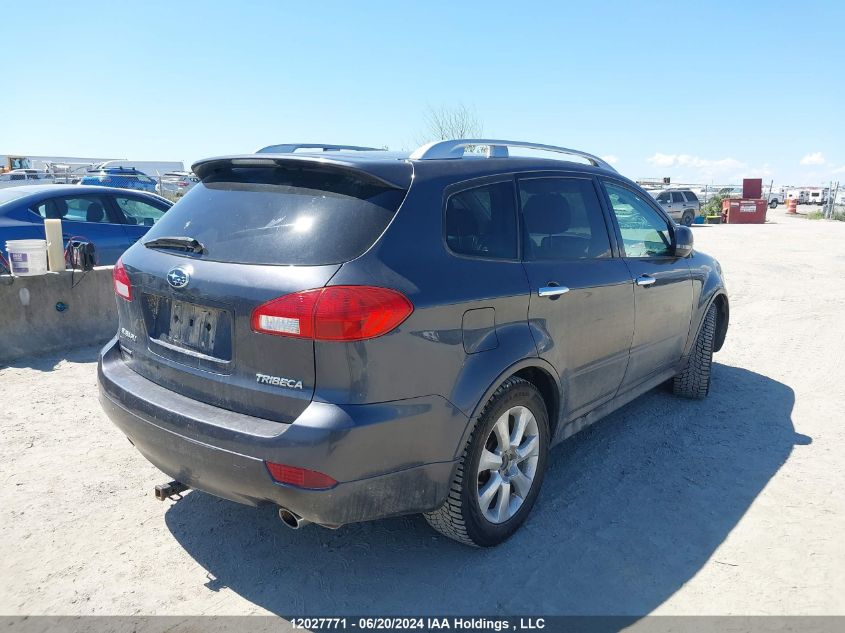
[804,188,828,206]
[786,189,809,204]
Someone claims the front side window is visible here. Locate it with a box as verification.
[519,177,612,260]
[33,195,112,223]
[114,196,167,226]
[656,192,670,203]
[603,181,673,258]
[445,181,517,259]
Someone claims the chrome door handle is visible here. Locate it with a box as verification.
[539,285,570,297]
[636,275,657,287]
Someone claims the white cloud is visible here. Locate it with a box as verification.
[800,152,825,166]
[647,153,678,168]
[831,165,845,174]
[646,153,745,172]
[602,154,619,165]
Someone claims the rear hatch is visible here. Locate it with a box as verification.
[115,157,410,423]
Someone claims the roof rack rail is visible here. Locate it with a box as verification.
[409,139,616,172]
[256,143,383,154]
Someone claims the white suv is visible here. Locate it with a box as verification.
[652,189,700,226]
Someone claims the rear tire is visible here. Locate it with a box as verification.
[424,377,549,547]
[681,210,695,226]
[673,304,717,399]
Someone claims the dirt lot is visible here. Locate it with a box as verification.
[2,207,844,616]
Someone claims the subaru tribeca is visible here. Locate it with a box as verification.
[98,139,729,547]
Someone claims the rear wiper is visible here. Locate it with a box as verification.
[143,236,204,254]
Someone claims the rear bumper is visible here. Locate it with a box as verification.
[98,337,465,526]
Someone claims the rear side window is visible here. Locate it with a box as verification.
[142,166,406,266]
[671,192,685,203]
[519,177,612,260]
[684,191,699,203]
[33,195,112,223]
[445,181,517,259]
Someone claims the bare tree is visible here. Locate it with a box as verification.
[418,104,483,144]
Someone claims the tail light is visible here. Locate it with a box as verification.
[177,181,188,187]
[265,461,337,489]
[251,285,413,341]
[113,257,132,300]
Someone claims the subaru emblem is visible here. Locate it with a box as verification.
[166,267,190,289]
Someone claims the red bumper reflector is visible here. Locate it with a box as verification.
[265,461,337,489]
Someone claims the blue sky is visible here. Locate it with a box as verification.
[2,0,843,185]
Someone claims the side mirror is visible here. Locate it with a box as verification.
[673,225,694,257]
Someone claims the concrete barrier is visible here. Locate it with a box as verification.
[0,267,117,364]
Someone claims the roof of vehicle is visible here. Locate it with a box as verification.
[84,167,148,175]
[193,139,622,190]
[161,171,195,177]
[0,184,173,209]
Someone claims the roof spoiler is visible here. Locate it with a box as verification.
[191,155,408,189]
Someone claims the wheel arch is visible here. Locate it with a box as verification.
[454,357,561,460]
[712,292,729,352]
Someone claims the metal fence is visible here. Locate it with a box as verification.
[0,165,198,203]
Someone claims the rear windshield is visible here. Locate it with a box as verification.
[141,165,407,265]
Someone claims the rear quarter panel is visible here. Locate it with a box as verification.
[313,177,539,424]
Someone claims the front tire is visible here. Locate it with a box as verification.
[673,304,717,399]
[424,377,549,547]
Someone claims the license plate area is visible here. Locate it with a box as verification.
[142,294,233,362]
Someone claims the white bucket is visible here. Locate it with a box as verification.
[6,239,49,276]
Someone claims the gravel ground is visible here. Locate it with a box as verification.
[1,207,844,616]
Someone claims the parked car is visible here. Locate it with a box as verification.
[0,185,172,265]
[0,169,56,189]
[98,139,729,547]
[78,167,157,193]
[652,189,700,226]
[155,171,199,197]
[766,190,785,208]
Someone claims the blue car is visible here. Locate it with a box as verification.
[78,167,158,193]
[0,185,172,266]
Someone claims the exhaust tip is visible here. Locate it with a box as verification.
[278,508,303,529]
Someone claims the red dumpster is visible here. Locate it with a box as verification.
[721,198,767,224]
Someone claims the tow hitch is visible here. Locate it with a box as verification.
[154,480,189,501]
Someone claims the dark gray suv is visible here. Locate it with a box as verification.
[98,139,729,547]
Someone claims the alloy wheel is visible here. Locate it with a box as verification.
[475,405,540,524]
